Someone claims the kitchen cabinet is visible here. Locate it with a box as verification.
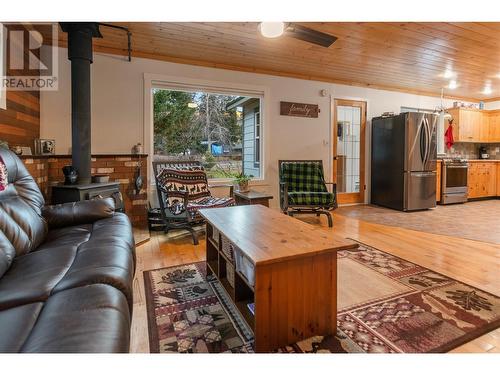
[480,112,490,142]
[467,162,497,198]
[488,111,500,143]
[497,163,500,195]
[448,108,482,142]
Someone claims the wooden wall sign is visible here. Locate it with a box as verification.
[280,101,319,118]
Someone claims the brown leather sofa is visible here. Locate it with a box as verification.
[0,148,135,352]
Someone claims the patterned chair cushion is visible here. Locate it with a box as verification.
[280,162,328,193]
[187,196,235,219]
[288,191,335,207]
[156,167,211,208]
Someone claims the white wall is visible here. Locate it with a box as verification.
[485,100,500,110]
[41,47,473,207]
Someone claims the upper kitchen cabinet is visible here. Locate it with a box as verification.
[448,107,500,143]
[488,110,500,143]
[480,111,491,142]
[448,108,482,142]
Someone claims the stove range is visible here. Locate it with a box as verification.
[440,158,468,204]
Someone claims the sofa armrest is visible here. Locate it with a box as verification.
[42,198,115,229]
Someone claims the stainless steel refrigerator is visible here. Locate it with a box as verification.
[371,112,437,211]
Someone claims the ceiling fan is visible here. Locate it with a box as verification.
[259,22,337,48]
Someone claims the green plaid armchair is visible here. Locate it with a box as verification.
[279,160,337,227]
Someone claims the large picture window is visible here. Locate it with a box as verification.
[153,87,262,179]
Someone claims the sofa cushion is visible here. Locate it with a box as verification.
[0,303,43,352]
[20,284,130,353]
[0,213,135,310]
[0,148,47,258]
[0,245,77,310]
[52,215,135,307]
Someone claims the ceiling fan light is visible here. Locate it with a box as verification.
[259,22,285,38]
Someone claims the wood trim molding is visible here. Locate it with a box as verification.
[483,97,500,103]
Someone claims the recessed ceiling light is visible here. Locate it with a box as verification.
[259,22,285,38]
[448,80,458,89]
[444,69,454,79]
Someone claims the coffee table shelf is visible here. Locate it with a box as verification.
[205,220,256,330]
[200,205,357,352]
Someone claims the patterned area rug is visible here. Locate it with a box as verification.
[143,242,500,353]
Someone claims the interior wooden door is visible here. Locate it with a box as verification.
[332,99,366,204]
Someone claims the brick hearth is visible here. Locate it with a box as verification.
[21,154,148,228]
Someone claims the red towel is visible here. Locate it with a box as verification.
[445,124,454,149]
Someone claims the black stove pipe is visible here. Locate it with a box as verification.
[60,23,102,184]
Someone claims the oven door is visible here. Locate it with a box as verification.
[443,164,468,193]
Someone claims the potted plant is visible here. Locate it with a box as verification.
[234,172,253,193]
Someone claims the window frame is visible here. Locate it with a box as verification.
[150,83,265,183]
[254,109,261,168]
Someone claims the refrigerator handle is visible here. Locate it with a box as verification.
[426,117,432,165]
[424,118,430,166]
[419,120,426,165]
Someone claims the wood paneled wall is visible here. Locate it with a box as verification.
[0,90,40,148]
[0,24,41,149]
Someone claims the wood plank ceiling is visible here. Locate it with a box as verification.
[52,22,500,101]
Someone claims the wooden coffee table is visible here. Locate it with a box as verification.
[234,190,273,207]
[199,205,358,352]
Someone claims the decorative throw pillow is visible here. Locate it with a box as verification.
[0,156,7,192]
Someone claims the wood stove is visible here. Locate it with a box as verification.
[51,22,123,211]
[52,182,124,212]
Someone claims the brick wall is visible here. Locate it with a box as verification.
[21,154,148,228]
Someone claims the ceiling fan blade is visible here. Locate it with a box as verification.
[285,23,337,47]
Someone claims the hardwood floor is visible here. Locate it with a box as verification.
[336,201,500,244]
[131,210,500,353]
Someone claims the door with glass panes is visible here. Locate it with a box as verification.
[333,99,366,204]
